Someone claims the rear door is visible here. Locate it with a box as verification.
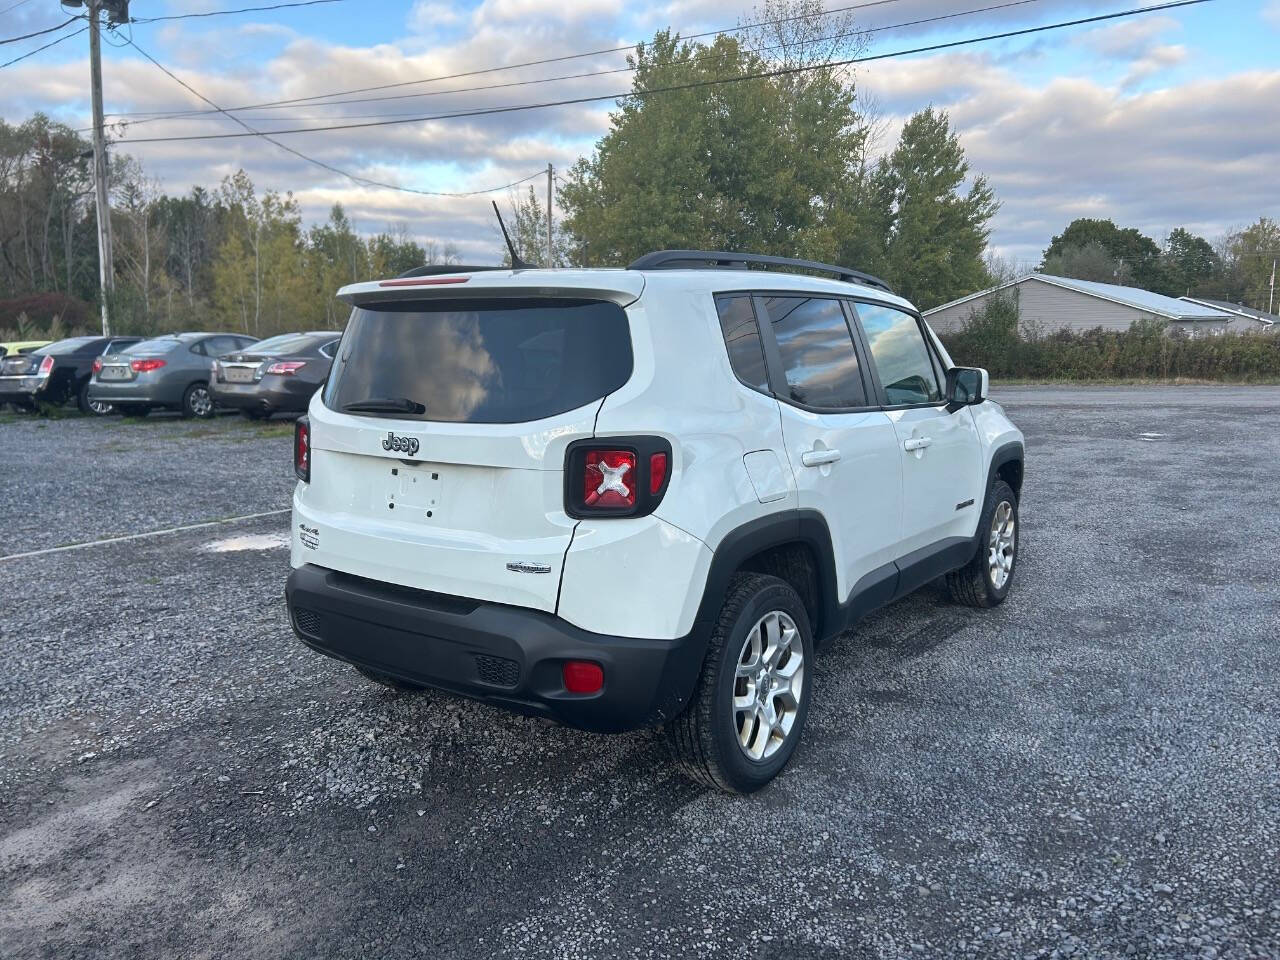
[296,293,636,612]
[755,294,903,600]
[851,301,982,556]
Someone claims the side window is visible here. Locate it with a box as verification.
[761,296,867,409]
[856,303,943,406]
[188,340,207,356]
[320,340,339,359]
[714,296,769,393]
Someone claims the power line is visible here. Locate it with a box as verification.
[0,23,85,68]
[118,33,548,198]
[111,0,918,118]
[114,0,1214,146]
[108,0,1046,126]
[0,0,38,14]
[128,0,346,24]
[0,15,80,44]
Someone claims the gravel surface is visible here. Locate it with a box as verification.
[2,385,1278,959]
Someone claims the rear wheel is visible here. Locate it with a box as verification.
[666,573,813,793]
[182,382,215,419]
[77,380,112,416]
[118,404,151,418]
[355,666,426,692]
[946,479,1018,608]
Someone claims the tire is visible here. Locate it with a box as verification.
[946,479,1019,608]
[182,381,215,419]
[118,404,151,418]
[355,666,426,692]
[666,572,814,794]
[77,380,112,416]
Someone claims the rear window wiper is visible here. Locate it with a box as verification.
[341,397,426,415]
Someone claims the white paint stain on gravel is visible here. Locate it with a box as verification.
[202,533,289,553]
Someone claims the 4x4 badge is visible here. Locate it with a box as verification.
[381,431,420,456]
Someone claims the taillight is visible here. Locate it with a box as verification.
[210,360,220,381]
[266,361,306,375]
[565,437,671,518]
[37,355,54,376]
[563,660,604,694]
[130,358,166,373]
[294,417,310,482]
[92,358,103,374]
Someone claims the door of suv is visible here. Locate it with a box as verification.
[851,302,982,559]
[752,294,903,602]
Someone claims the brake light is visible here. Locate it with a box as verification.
[92,358,103,374]
[266,361,306,375]
[563,660,604,694]
[378,276,470,287]
[565,438,672,518]
[130,358,166,373]
[294,417,310,482]
[649,452,668,495]
[583,450,636,509]
[37,355,54,376]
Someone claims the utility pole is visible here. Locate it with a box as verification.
[1269,258,1276,316]
[545,163,553,268]
[87,0,115,336]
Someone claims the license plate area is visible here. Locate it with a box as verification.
[224,366,255,383]
[385,465,444,520]
[100,365,131,380]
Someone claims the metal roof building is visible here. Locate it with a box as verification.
[925,274,1240,338]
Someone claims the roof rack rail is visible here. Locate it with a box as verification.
[395,264,508,279]
[626,249,893,294]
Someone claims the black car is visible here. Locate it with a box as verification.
[0,335,142,414]
[210,331,341,420]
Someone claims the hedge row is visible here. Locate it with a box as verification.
[937,292,1280,382]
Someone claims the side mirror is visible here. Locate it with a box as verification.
[945,366,988,410]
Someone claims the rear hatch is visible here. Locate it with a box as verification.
[297,272,643,611]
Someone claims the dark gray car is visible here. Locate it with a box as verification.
[87,332,258,418]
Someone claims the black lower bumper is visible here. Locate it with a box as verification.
[285,564,706,733]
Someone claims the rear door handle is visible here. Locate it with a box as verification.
[800,448,842,467]
[903,437,932,452]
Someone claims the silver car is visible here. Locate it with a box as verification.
[87,332,258,418]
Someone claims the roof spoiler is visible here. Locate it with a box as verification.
[395,264,508,279]
[627,249,893,294]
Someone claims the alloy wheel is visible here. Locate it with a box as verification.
[988,500,1016,590]
[190,386,213,418]
[733,610,805,762]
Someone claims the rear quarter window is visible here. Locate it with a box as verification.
[325,298,633,424]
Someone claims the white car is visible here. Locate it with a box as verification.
[285,251,1025,793]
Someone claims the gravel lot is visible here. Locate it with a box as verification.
[2,386,1278,960]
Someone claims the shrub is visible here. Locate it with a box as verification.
[0,293,95,336]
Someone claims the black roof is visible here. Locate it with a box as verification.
[627,250,893,293]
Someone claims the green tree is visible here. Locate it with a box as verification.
[862,107,998,310]
[1041,219,1162,289]
[1160,227,1221,297]
[1224,217,1280,311]
[500,185,569,266]
[1041,240,1131,285]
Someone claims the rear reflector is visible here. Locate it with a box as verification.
[130,358,166,373]
[377,276,470,287]
[294,417,310,482]
[266,361,306,375]
[649,452,668,495]
[563,660,604,694]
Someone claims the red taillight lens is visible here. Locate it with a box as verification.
[563,660,604,694]
[92,358,103,374]
[37,355,54,376]
[583,449,636,509]
[266,361,306,375]
[294,417,310,482]
[130,358,166,373]
[649,452,668,495]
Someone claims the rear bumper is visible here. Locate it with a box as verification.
[211,378,313,412]
[285,563,705,733]
[0,376,49,399]
[86,380,166,405]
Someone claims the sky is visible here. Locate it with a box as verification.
[1,0,1277,267]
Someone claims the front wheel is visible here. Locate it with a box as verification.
[946,479,1018,608]
[182,382,215,419]
[666,573,813,793]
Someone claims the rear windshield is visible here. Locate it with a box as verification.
[123,338,181,355]
[325,298,632,424]
[242,333,324,356]
[37,338,100,356]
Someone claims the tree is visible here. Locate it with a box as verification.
[1041,219,1162,289]
[367,223,427,278]
[560,1,872,266]
[1160,227,1221,297]
[1041,240,1132,285]
[500,185,569,266]
[861,107,998,310]
[1224,218,1280,311]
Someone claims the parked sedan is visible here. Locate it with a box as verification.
[0,335,142,414]
[209,331,340,420]
[88,332,258,418]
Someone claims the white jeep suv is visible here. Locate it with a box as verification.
[286,251,1024,793]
